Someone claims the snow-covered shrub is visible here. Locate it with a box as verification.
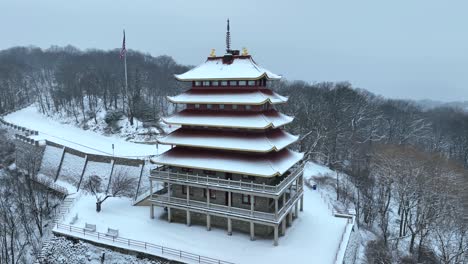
[105,110,124,125]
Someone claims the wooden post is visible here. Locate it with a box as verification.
[250,195,254,216]
[250,222,255,241]
[150,204,154,219]
[206,188,211,231]
[294,201,299,218]
[186,210,191,226]
[227,218,232,235]
[167,207,172,222]
[167,182,172,223]
[281,218,286,236]
[206,214,211,231]
[300,195,304,212]
[274,225,279,246]
[274,198,278,219]
[288,210,293,226]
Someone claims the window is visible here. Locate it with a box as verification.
[203,170,216,175]
[221,81,228,86]
[238,80,247,86]
[195,81,202,86]
[219,104,225,109]
[207,104,212,109]
[212,81,219,86]
[182,185,194,196]
[242,175,255,181]
[203,81,210,86]
[248,80,256,86]
[229,81,237,86]
[195,104,200,109]
[181,167,193,173]
[232,104,238,110]
[242,194,253,205]
[245,105,252,110]
[204,189,216,199]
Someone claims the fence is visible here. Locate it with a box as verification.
[15,133,43,146]
[54,223,235,264]
[0,118,39,135]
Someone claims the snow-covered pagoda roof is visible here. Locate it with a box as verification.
[168,89,288,105]
[158,128,298,153]
[174,55,281,81]
[151,147,304,177]
[162,109,293,129]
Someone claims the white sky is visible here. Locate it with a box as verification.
[1,0,467,101]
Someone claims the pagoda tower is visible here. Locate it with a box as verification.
[149,21,304,246]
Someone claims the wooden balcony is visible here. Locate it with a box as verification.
[149,185,303,225]
[150,164,304,198]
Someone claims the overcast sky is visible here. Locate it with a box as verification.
[1,0,466,101]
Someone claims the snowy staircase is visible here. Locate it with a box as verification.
[34,195,77,264]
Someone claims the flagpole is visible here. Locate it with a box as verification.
[123,30,128,110]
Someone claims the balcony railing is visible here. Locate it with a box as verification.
[150,185,303,224]
[150,165,303,196]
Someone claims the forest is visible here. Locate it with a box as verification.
[0,46,467,263]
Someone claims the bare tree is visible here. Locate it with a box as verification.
[82,172,136,212]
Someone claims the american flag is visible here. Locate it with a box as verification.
[120,30,126,59]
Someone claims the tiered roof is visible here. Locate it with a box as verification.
[158,128,298,153]
[175,56,281,81]
[168,89,288,105]
[156,50,302,177]
[152,148,303,177]
[162,109,293,129]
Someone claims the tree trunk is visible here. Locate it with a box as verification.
[96,201,102,212]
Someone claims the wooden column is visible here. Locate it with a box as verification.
[250,195,255,240]
[227,218,232,235]
[274,198,278,219]
[186,186,191,226]
[250,195,254,215]
[288,210,293,226]
[300,195,304,212]
[274,225,279,246]
[167,182,172,222]
[227,191,232,235]
[294,201,299,218]
[207,188,211,231]
[150,204,154,219]
[250,222,255,241]
[281,218,286,236]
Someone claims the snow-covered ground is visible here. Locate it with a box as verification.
[4,105,170,158]
[57,163,348,264]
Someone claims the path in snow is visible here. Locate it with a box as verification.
[4,106,169,158]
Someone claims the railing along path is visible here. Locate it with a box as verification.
[54,223,234,264]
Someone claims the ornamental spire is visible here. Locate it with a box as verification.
[226,19,231,53]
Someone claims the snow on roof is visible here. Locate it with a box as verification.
[167,89,288,105]
[162,109,293,129]
[158,128,298,152]
[151,147,304,177]
[175,56,281,81]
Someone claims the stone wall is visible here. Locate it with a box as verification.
[14,138,45,174]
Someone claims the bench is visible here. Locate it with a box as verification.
[84,223,96,232]
[106,228,119,238]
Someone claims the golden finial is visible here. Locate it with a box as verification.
[210,49,216,57]
[242,47,248,56]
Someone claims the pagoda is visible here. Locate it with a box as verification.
[149,20,304,246]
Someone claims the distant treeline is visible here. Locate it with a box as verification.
[1,46,467,262]
[0,46,190,125]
